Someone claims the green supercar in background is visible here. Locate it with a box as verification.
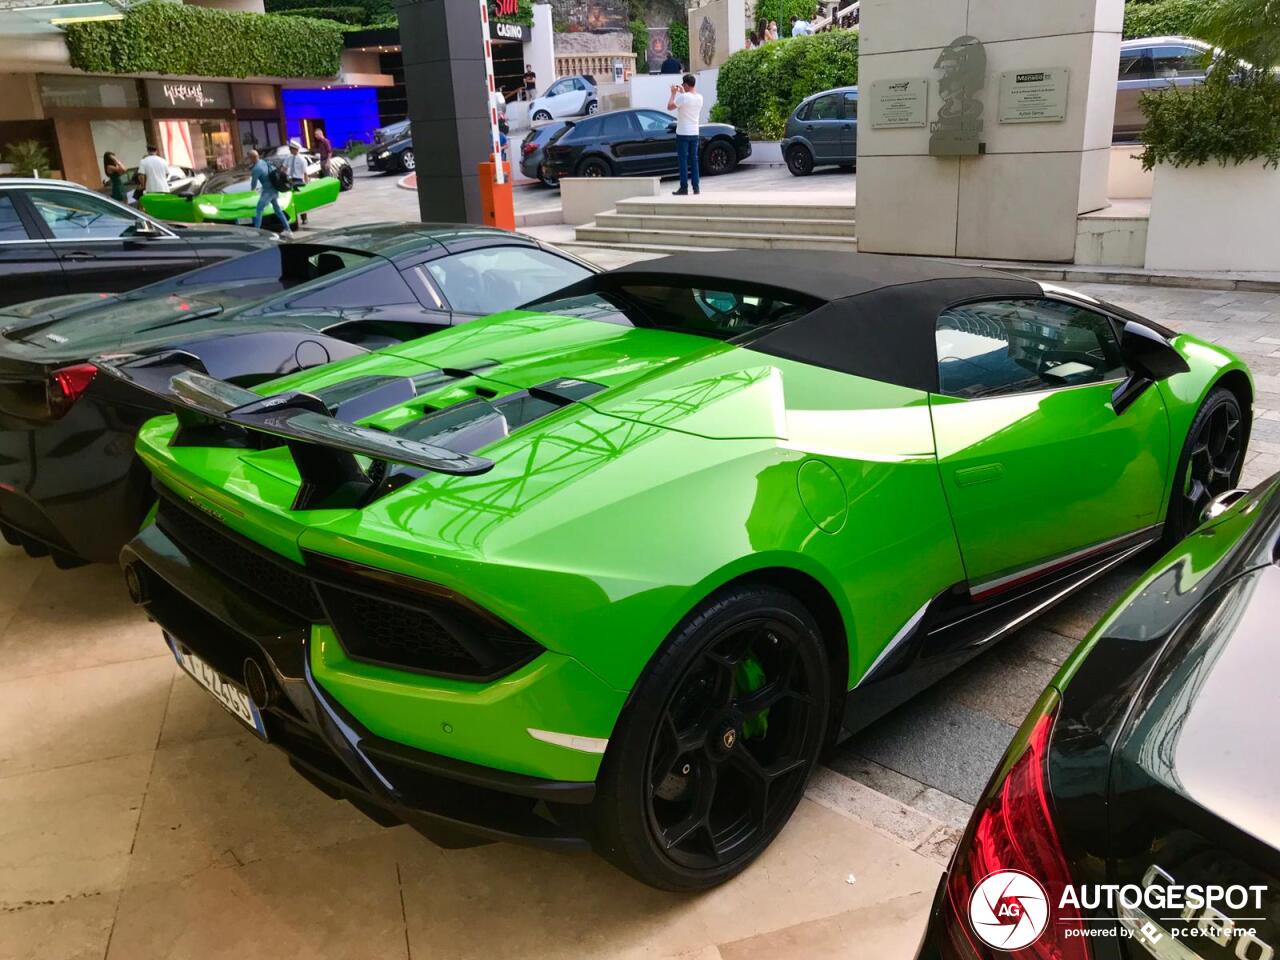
[106,251,1251,890]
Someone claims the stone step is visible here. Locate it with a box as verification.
[573,224,860,252]
[614,198,856,222]
[595,212,857,237]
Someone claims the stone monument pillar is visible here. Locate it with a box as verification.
[688,0,745,71]
[395,0,491,224]
[855,0,1122,261]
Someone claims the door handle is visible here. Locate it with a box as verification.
[61,251,97,261]
[955,463,1005,487]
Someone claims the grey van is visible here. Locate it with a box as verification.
[782,86,857,176]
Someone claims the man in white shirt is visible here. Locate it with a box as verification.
[284,140,309,224]
[137,144,170,194]
[666,73,704,196]
[790,14,813,35]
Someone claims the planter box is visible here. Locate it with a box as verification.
[1146,161,1280,272]
[560,176,661,225]
[1106,145,1152,200]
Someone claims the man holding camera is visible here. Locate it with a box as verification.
[666,73,704,196]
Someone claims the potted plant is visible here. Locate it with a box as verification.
[1,140,52,178]
[1141,0,1280,271]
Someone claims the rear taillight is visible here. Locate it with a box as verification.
[521,142,538,156]
[939,689,1089,960]
[47,363,97,419]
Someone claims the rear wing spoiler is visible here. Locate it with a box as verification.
[95,351,493,508]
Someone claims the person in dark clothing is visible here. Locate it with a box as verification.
[660,54,683,74]
[314,128,333,178]
[523,65,537,99]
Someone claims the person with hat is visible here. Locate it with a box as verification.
[284,140,309,225]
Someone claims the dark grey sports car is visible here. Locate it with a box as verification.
[0,223,594,566]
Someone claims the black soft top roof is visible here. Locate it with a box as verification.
[600,251,1042,393]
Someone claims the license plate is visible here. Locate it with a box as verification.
[167,636,267,739]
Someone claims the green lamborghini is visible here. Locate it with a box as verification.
[106,251,1251,890]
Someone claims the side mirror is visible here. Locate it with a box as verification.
[667,122,677,133]
[1111,321,1189,415]
[1120,320,1189,381]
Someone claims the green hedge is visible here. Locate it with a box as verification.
[276,6,366,25]
[753,0,819,37]
[266,0,393,16]
[630,19,649,73]
[1122,0,1202,39]
[1140,70,1280,168]
[712,31,858,138]
[65,2,343,78]
[669,20,688,64]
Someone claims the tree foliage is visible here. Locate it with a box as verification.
[64,2,344,78]
[752,0,819,36]
[1140,68,1280,169]
[712,31,858,138]
[1193,0,1280,69]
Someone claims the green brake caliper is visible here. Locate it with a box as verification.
[736,655,769,739]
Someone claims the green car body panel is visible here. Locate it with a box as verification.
[132,290,1250,788]
[139,177,341,225]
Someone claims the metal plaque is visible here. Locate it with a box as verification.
[929,35,985,156]
[869,78,929,128]
[998,68,1069,122]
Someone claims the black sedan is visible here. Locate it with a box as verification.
[0,179,274,308]
[541,109,751,180]
[917,476,1279,960]
[520,120,571,187]
[0,223,595,566]
[366,133,415,173]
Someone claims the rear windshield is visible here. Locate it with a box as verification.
[524,284,819,341]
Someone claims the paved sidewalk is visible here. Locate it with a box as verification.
[0,544,941,959]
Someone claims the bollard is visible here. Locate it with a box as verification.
[478,159,515,230]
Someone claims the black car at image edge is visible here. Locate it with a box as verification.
[0,223,595,567]
[542,109,751,180]
[917,475,1280,960]
[0,179,274,308]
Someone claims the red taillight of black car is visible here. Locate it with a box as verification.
[939,689,1091,960]
[46,363,97,419]
[522,142,538,156]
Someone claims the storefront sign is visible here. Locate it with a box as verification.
[998,68,1069,122]
[869,78,929,128]
[145,79,232,111]
[490,19,530,41]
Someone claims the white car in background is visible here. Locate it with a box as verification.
[528,75,599,121]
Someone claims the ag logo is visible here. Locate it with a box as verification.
[968,870,1049,950]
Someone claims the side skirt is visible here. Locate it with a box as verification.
[839,527,1159,736]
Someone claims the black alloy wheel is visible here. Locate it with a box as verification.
[537,164,559,188]
[399,149,416,172]
[594,585,830,890]
[577,156,612,178]
[1165,386,1246,543]
[532,109,552,121]
[786,144,814,177]
[338,165,354,190]
[702,141,735,176]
